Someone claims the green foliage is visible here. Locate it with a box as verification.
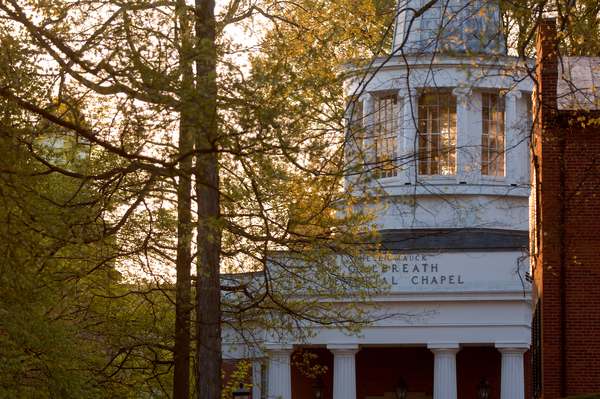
[0,0,396,396]
[0,123,104,398]
[501,0,600,57]
[291,350,328,379]
[222,361,252,399]
[0,30,175,396]
[557,1,600,55]
[6,0,600,397]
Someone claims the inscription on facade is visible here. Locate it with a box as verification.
[372,254,465,286]
[351,251,528,291]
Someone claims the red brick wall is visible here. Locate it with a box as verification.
[562,120,600,395]
[355,347,433,398]
[546,118,600,397]
[456,347,501,399]
[524,348,533,398]
[534,18,600,399]
[536,116,600,398]
[291,349,335,399]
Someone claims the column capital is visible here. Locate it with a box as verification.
[265,343,295,356]
[398,88,419,98]
[429,347,460,356]
[497,347,529,355]
[359,92,373,103]
[452,86,473,103]
[328,343,360,356]
[505,89,522,100]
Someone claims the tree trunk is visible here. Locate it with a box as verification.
[196,154,221,399]
[194,0,222,397]
[174,4,195,398]
[173,120,194,399]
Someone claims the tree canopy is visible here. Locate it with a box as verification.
[2,0,600,397]
[0,0,396,397]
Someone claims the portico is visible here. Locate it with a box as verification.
[260,246,532,399]
[264,343,529,399]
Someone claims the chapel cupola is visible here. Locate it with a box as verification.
[392,0,505,55]
[341,0,533,232]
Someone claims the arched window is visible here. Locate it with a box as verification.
[417,92,457,175]
[481,93,505,176]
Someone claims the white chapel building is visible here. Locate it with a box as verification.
[226,1,534,398]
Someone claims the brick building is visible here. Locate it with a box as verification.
[531,19,600,399]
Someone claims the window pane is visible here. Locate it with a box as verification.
[418,92,457,175]
[481,93,505,176]
[440,107,448,119]
[440,119,449,133]
[448,134,456,148]
[430,107,438,121]
[490,121,497,135]
[373,95,399,179]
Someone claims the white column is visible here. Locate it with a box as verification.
[267,346,294,399]
[504,90,522,186]
[429,345,460,399]
[497,347,527,399]
[452,86,473,183]
[399,88,418,185]
[328,344,360,399]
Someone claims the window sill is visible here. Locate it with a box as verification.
[417,175,459,184]
[479,175,506,184]
[416,174,508,186]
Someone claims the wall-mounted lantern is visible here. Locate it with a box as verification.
[312,377,326,399]
[476,376,491,399]
[394,376,409,399]
[232,382,251,399]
